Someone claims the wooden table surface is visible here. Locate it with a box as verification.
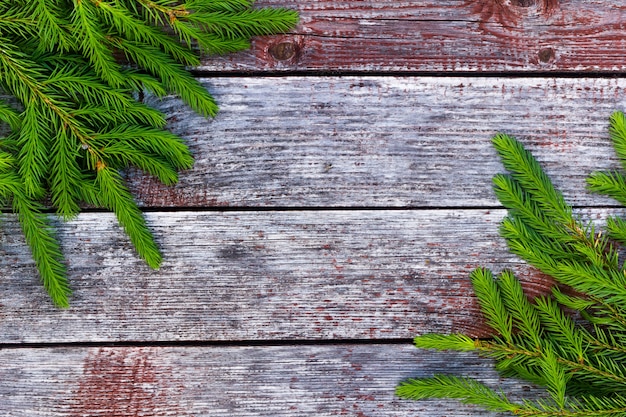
[3,1,626,415]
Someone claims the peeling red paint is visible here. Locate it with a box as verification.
[463,0,521,27]
[68,348,185,417]
[542,0,560,15]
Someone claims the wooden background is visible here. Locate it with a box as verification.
[3,0,626,415]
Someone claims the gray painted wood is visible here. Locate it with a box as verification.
[0,208,613,343]
[0,344,542,417]
[7,2,626,414]
[133,76,625,208]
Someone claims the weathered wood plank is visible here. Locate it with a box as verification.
[0,344,541,416]
[133,76,624,208]
[202,0,626,72]
[1,208,611,343]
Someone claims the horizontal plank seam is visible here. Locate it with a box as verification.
[136,205,510,212]
[0,338,415,350]
[187,69,626,78]
[3,204,619,215]
[138,204,626,212]
[7,206,507,215]
[0,206,490,215]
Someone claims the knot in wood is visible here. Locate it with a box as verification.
[269,41,299,61]
[538,47,555,63]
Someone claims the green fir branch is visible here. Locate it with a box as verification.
[413,333,477,351]
[185,9,300,40]
[398,112,626,416]
[113,38,219,117]
[496,270,543,349]
[49,128,83,219]
[91,0,201,67]
[492,133,573,227]
[396,375,520,414]
[95,163,162,269]
[23,0,74,51]
[12,192,71,308]
[71,0,127,88]
[470,267,513,342]
[0,0,298,306]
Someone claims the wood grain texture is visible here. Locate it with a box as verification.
[133,76,626,208]
[0,344,542,416]
[1,208,611,344]
[8,2,626,414]
[200,0,626,72]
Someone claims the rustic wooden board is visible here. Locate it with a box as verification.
[8,2,625,416]
[1,208,612,344]
[201,0,626,72]
[133,76,626,208]
[0,344,542,417]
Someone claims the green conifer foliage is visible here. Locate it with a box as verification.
[0,1,298,307]
[397,111,626,416]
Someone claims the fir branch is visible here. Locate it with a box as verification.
[0,101,21,131]
[0,0,298,305]
[604,216,626,246]
[93,124,194,170]
[537,345,568,408]
[396,375,520,414]
[49,128,83,219]
[550,286,596,311]
[12,191,71,308]
[533,296,585,363]
[413,333,477,351]
[398,113,626,416]
[492,133,572,228]
[492,173,570,241]
[185,0,252,13]
[608,111,626,168]
[185,9,300,40]
[71,0,128,88]
[0,174,70,307]
[470,267,513,342]
[112,37,219,117]
[95,163,162,269]
[587,171,626,206]
[23,0,73,52]
[16,104,51,198]
[91,0,201,66]
[496,270,543,349]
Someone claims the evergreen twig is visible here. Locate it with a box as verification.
[397,111,626,416]
[0,1,298,307]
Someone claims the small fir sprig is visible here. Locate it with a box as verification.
[397,111,626,416]
[0,1,298,307]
